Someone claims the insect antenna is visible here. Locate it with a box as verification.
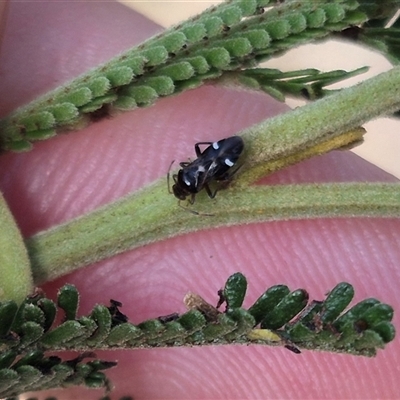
[177,201,214,217]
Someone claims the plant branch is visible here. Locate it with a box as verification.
[0,273,395,397]
[27,182,400,285]
[236,66,400,184]
[0,0,370,151]
[25,66,400,285]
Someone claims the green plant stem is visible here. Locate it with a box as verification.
[237,66,400,184]
[25,67,400,285]
[27,183,400,284]
[0,193,33,302]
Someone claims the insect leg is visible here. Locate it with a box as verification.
[206,163,244,198]
[177,201,214,217]
[194,141,213,157]
[167,160,175,194]
[204,183,218,199]
[219,162,244,182]
[188,193,196,205]
[178,201,200,215]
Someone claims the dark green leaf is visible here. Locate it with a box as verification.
[202,314,237,341]
[261,289,309,329]
[0,368,19,392]
[321,282,354,323]
[224,309,255,340]
[41,320,83,347]
[12,350,44,372]
[107,323,142,346]
[248,285,290,324]
[15,365,43,388]
[24,128,56,140]
[177,310,206,332]
[88,359,118,371]
[0,350,17,369]
[22,303,45,327]
[286,322,315,341]
[86,305,112,346]
[146,321,187,345]
[371,321,396,343]
[333,298,379,330]
[0,300,18,336]
[37,298,57,332]
[84,371,108,388]
[360,303,394,326]
[57,285,79,321]
[354,329,384,350]
[224,272,247,309]
[74,362,93,379]
[138,319,165,340]
[60,317,98,347]
[20,322,44,348]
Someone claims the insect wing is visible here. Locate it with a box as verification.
[221,136,244,163]
[192,157,216,190]
[210,136,244,180]
[178,157,212,194]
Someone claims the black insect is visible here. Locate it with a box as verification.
[168,136,244,205]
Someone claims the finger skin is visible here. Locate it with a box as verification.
[0,2,399,399]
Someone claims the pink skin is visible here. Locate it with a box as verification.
[1,2,399,399]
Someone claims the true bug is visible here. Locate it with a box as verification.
[168,136,244,205]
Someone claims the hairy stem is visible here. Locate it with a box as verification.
[27,182,400,285]
[0,193,33,302]
[237,66,400,184]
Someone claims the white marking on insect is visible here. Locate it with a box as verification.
[212,142,219,150]
[184,178,191,186]
[224,158,234,167]
[198,165,206,172]
[209,161,218,172]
